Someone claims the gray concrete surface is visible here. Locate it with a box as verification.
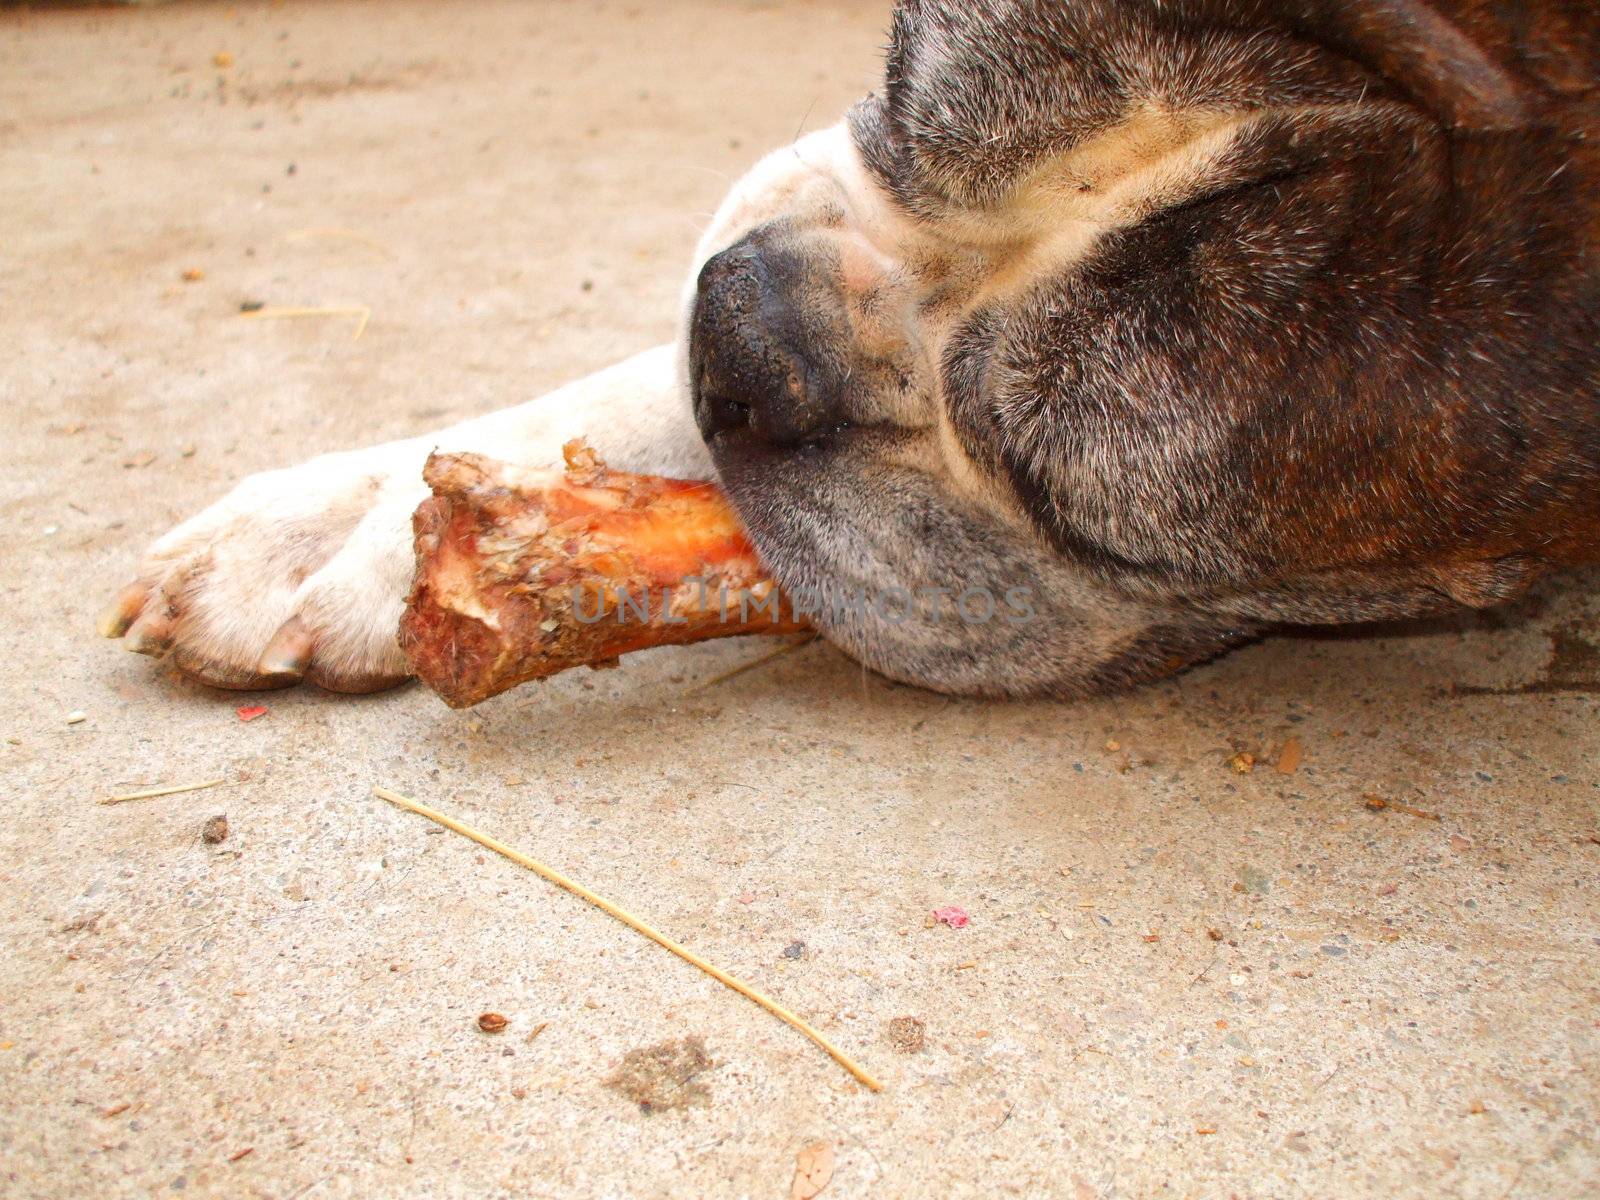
[3,2,1597,1197]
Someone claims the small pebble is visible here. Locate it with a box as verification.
[65,711,87,725]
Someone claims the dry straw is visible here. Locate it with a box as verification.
[372,785,881,1092]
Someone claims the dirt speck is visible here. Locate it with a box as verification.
[201,815,229,844]
[605,1036,713,1114]
[886,1015,926,1054]
[1274,737,1303,775]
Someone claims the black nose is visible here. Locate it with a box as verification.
[689,239,843,446]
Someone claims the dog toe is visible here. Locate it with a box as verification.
[103,450,427,698]
[97,582,151,639]
[122,607,177,657]
[254,616,314,685]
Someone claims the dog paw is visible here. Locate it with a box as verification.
[99,445,430,693]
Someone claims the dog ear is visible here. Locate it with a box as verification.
[1267,0,1562,131]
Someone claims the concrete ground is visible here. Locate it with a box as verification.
[3,2,1597,1197]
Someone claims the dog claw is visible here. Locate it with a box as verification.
[256,617,314,685]
[123,611,174,657]
[97,583,150,639]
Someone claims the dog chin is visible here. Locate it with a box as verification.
[706,428,1141,697]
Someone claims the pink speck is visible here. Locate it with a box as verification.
[932,905,969,928]
[236,705,268,722]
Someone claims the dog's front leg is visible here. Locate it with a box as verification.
[99,345,705,692]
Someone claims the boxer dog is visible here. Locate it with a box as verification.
[101,0,1600,697]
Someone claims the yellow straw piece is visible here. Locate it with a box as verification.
[100,778,228,806]
[372,785,881,1093]
[240,305,371,340]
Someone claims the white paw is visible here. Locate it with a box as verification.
[100,443,430,693]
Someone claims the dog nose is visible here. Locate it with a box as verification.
[690,240,842,446]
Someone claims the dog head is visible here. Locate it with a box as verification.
[683,1,1600,696]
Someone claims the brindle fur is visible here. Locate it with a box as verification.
[696,0,1600,695]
